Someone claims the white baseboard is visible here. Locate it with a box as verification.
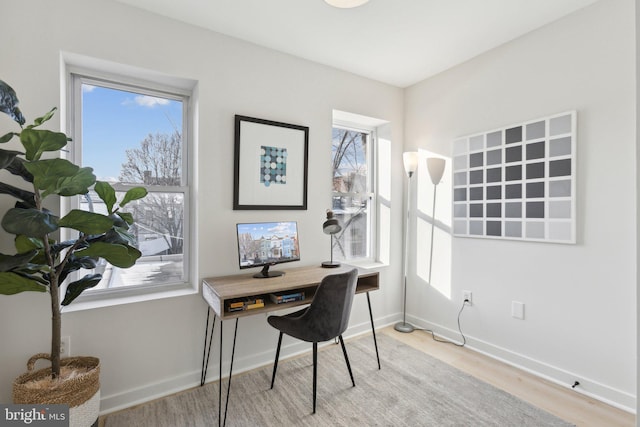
[406,314,636,414]
[101,311,634,417]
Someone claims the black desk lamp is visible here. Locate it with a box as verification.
[322,210,342,268]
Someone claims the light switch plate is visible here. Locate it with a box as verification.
[511,301,525,320]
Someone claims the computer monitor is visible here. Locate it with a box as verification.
[236,221,300,278]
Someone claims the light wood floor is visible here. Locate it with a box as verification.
[100,327,635,427]
[385,326,635,427]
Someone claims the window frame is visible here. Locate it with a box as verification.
[63,66,195,309]
[331,121,378,263]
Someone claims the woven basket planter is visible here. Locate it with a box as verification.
[13,353,100,427]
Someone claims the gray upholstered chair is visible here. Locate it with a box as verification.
[267,268,359,414]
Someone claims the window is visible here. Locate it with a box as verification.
[331,125,375,261]
[67,70,191,302]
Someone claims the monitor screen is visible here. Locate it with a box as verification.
[236,221,300,278]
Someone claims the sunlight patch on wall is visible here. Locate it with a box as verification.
[415,150,452,299]
[377,133,392,264]
[378,137,391,201]
[417,219,452,298]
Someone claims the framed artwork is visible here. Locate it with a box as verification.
[233,115,309,210]
[452,111,576,244]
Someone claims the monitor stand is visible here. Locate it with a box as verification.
[253,264,285,278]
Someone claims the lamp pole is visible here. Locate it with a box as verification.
[395,152,418,333]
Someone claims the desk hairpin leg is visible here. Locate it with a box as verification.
[332,292,379,368]
[201,307,217,386]
[366,292,381,370]
[222,319,238,427]
[218,320,223,427]
[200,310,237,427]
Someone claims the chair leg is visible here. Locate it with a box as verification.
[338,335,355,387]
[312,342,317,414]
[270,332,283,389]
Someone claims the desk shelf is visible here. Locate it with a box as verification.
[202,265,379,320]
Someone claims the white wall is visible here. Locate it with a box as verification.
[637,0,640,420]
[404,0,636,411]
[0,0,405,411]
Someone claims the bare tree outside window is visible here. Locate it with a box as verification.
[331,127,371,260]
[120,131,184,255]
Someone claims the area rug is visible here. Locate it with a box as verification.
[104,333,573,426]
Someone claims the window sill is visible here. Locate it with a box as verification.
[61,282,198,313]
[344,259,388,270]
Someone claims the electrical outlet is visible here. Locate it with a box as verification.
[60,336,70,358]
[462,290,472,305]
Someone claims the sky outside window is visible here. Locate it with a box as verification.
[81,84,183,182]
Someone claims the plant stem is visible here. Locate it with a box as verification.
[50,275,61,379]
[34,188,61,379]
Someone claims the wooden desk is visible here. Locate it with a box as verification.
[202,264,379,319]
[200,264,380,427]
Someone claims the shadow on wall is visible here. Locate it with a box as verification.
[416,150,452,299]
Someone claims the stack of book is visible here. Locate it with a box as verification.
[227,296,265,312]
[269,291,305,304]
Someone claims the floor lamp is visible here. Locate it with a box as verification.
[426,158,446,284]
[395,151,419,333]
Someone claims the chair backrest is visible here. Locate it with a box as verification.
[302,268,359,342]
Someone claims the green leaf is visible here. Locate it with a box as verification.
[95,181,116,214]
[24,159,96,198]
[67,255,98,271]
[26,158,80,190]
[14,236,49,265]
[5,157,34,183]
[120,187,148,207]
[75,241,141,268]
[106,227,137,245]
[0,182,35,206]
[0,149,22,169]
[0,251,38,272]
[49,239,78,257]
[55,167,96,197]
[29,107,57,129]
[15,235,45,253]
[1,208,59,238]
[0,272,47,295]
[112,227,136,245]
[58,255,98,285]
[109,214,129,229]
[20,128,68,161]
[61,273,102,306]
[89,228,132,246]
[117,212,134,226]
[0,132,17,144]
[58,209,113,235]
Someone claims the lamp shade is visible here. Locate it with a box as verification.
[324,0,369,8]
[402,152,419,176]
[322,210,342,234]
[426,157,446,185]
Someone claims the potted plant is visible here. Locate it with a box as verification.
[0,79,147,426]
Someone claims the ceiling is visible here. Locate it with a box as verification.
[114,0,598,88]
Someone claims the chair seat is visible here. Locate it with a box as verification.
[267,307,335,342]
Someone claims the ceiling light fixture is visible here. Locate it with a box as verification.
[324,0,370,9]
